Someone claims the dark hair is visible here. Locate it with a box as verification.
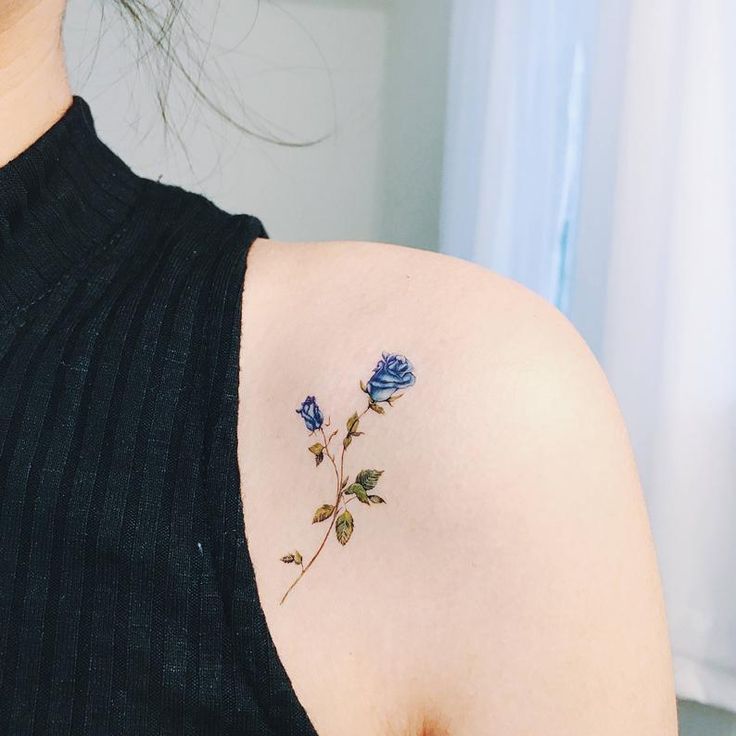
[108,0,329,149]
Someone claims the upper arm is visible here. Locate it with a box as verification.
[237,238,678,736]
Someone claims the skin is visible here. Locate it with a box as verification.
[238,240,678,735]
[0,0,71,168]
[7,2,679,733]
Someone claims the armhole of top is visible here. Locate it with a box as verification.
[249,214,270,241]
[241,214,269,290]
[212,211,320,734]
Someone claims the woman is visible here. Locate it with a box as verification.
[0,0,678,734]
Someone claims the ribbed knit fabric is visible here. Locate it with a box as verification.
[0,95,318,735]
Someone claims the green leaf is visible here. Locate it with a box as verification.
[309,443,325,466]
[346,412,360,435]
[343,435,352,449]
[312,504,335,523]
[356,469,383,490]
[349,484,370,504]
[335,510,354,545]
[344,483,361,495]
[368,495,386,504]
[280,554,295,563]
[369,402,385,414]
[293,550,303,565]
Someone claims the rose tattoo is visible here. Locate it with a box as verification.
[279,353,416,605]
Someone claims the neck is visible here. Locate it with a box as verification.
[0,0,72,167]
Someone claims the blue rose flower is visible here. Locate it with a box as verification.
[365,353,416,403]
[296,395,324,432]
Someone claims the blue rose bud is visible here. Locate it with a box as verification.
[296,395,324,432]
[365,353,416,403]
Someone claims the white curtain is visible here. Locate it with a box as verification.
[440,0,736,714]
[439,0,598,311]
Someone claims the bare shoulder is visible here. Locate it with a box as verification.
[237,239,677,736]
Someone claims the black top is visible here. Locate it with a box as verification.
[0,95,317,735]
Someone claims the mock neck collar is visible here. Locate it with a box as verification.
[0,95,142,316]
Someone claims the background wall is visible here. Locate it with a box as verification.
[62,0,450,248]
[679,701,736,735]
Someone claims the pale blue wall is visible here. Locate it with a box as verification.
[63,0,450,250]
[679,700,736,735]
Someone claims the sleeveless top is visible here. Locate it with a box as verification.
[0,95,318,735]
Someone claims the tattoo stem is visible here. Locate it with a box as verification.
[279,403,372,605]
